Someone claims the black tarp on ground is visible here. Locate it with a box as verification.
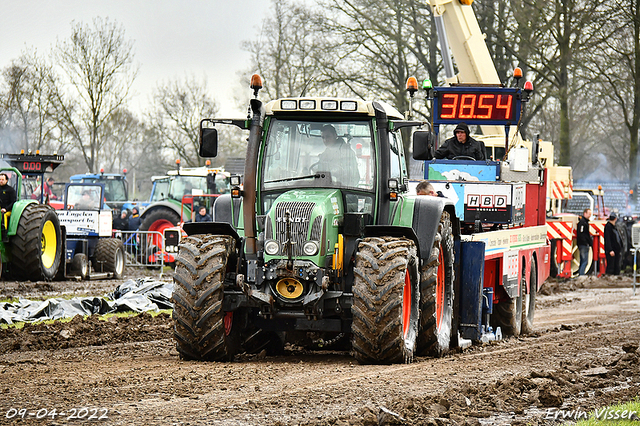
[0,278,174,324]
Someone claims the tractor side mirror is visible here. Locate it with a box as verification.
[199,127,218,158]
[412,131,435,161]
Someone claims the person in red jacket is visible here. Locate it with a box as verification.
[32,177,58,201]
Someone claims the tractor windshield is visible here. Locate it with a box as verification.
[262,119,375,191]
[169,175,208,200]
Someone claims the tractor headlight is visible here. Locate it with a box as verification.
[303,241,319,256]
[264,240,280,255]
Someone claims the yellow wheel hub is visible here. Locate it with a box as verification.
[41,220,57,269]
[275,278,304,299]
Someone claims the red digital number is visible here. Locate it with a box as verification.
[22,161,42,172]
[440,93,458,119]
[458,94,476,119]
[495,95,512,119]
[476,94,494,119]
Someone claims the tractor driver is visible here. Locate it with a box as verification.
[0,173,17,215]
[316,125,360,186]
[434,122,486,161]
[74,190,98,210]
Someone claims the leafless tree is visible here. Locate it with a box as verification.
[242,0,327,99]
[147,75,227,167]
[52,17,138,172]
[0,50,67,154]
[587,0,640,188]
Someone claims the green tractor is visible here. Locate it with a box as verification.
[171,76,457,364]
[0,153,63,280]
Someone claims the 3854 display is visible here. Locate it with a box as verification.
[433,86,522,126]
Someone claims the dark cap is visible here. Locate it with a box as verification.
[608,212,617,220]
[454,122,470,137]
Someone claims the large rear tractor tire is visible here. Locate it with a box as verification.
[417,211,455,357]
[11,203,62,281]
[521,260,537,335]
[493,267,524,337]
[94,238,125,279]
[171,234,241,361]
[351,237,420,364]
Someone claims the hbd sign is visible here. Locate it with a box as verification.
[463,183,524,224]
[467,194,508,209]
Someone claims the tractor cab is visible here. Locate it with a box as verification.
[64,183,106,212]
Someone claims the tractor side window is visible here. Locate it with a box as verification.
[151,180,170,202]
[389,132,402,180]
[215,175,230,194]
[106,180,127,202]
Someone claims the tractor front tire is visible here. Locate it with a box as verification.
[351,237,420,364]
[417,211,455,357]
[94,238,125,279]
[11,203,62,281]
[172,234,241,361]
[70,253,89,280]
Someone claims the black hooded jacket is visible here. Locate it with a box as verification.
[434,123,486,161]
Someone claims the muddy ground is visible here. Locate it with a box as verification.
[1,273,639,425]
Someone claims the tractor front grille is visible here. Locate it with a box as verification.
[274,201,316,257]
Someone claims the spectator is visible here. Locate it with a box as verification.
[576,208,592,276]
[128,207,141,231]
[194,205,212,222]
[0,173,17,214]
[113,209,129,231]
[31,177,57,201]
[416,181,437,196]
[604,212,622,275]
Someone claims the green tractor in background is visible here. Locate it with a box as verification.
[0,153,63,281]
[171,76,457,364]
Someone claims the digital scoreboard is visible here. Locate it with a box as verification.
[0,153,65,174]
[432,86,522,126]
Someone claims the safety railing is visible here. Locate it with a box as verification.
[112,230,165,278]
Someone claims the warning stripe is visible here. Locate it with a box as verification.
[551,181,563,199]
[590,222,606,257]
[547,221,573,259]
[567,180,573,199]
[549,180,574,200]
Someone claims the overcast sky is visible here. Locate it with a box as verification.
[0,0,272,117]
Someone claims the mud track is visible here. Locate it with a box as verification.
[1,274,639,425]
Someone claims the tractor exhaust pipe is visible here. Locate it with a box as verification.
[243,97,265,259]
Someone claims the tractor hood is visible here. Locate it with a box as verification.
[263,189,343,265]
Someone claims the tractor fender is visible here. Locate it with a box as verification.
[139,201,182,220]
[364,196,457,262]
[183,222,240,245]
[212,194,242,228]
[411,196,457,261]
[7,200,37,236]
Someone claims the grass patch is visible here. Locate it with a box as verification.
[575,398,640,425]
